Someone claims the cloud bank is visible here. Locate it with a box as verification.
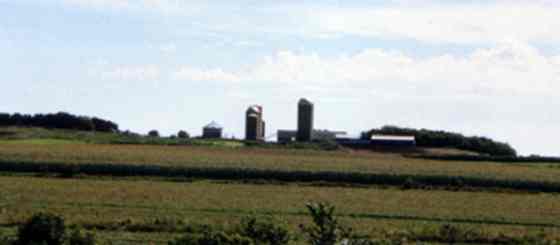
[308,3,560,44]
[57,0,560,45]
[169,41,559,98]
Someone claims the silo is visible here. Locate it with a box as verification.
[245,105,264,141]
[297,98,314,142]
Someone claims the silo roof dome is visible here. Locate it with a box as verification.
[204,121,222,129]
[298,98,313,105]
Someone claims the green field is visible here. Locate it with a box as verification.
[1,128,559,244]
[0,143,558,184]
[2,176,559,244]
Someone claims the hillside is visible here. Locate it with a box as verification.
[1,127,559,244]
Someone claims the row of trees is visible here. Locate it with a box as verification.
[146,130,190,138]
[364,125,517,156]
[0,112,119,132]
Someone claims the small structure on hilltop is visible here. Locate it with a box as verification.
[202,121,223,139]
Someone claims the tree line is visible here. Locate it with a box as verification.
[0,112,119,133]
[364,125,517,156]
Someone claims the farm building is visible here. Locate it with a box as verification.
[370,135,416,146]
[277,130,297,143]
[202,121,223,139]
[334,134,416,148]
[277,129,346,143]
[312,129,346,141]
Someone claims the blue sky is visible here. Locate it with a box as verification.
[1,0,559,155]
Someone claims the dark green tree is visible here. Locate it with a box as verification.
[177,130,190,139]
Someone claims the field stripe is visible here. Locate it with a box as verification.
[1,160,560,193]
[4,201,558,229]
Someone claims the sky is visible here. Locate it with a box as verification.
[1,0,559,156]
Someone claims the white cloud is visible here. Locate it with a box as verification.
[159,43,177,54]
[169,41,560,97]
[172,67,240,83]
[57,1,560,45]
[306,2,560,44]
[100,65,160,81]
[60,0,204,15]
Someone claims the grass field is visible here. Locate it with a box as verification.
[0,143,558,185]
[1,127,559,244]
[1,176,559,244]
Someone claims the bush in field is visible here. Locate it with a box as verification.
[170,215,289,245]
[300,202,343,245]
[238,216,290,245]
[0,236,13,245]
[300,202,382,245]
[67,228,96,245]
[14,213,96,245]
[148,130,160,137]
[16,213,66,245]
[169,229,253,245]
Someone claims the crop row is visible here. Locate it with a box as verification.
[0,160,559,193]
[411,154,560,164]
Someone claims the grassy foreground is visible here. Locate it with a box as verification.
[1,176,560,243]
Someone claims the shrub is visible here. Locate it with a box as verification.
[438,224,462,243]
[0,236,13,245]
[67,228,95,245]
[16,213,66,245]
[300,202,342,245]
[300,202,385,245]
[169,229,253,245]
[238,216,290,245]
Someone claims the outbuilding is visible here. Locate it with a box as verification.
[202,121,223,139]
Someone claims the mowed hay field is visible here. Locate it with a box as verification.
[0,143,559,184]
